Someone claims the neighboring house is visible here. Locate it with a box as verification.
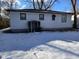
[7,9,74,32]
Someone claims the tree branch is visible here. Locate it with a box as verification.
[40,0,44,9]
[37,0,41,9]
[33,0,36,9]
[45,0,57,10]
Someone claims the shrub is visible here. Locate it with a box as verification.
[0,18,9,29]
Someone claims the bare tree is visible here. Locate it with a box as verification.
[1,0,16,9]
[33,0,36,9]
[1,0,16,20]
[26,0,58,10]
[71,0,77,28]
[44,0,57,10]
[37,0,41,9]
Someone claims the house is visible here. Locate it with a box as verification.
[7,9,75,32]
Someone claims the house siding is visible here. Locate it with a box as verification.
[10,11,73,30]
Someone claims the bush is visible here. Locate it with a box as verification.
[0,19,9,29]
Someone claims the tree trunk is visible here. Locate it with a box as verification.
[40,0,44,9]
[37,0,41,9]
[73,5,77,28]
[33,0,36,9]
[71,0,77,28]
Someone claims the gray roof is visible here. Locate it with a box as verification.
[6,9,73,14]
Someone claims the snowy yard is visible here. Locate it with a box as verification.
[0,31,79,59]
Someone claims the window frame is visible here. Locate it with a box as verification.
[39,14,44,20]
[20,12,26,20]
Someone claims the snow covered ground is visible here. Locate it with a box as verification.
[0,31,79,59]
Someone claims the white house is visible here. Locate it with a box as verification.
[7,9,75,32]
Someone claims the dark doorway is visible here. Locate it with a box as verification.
[28,21,41,32]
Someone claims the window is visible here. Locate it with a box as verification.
[52,15,56,21]
[39,14,44,20]
[61,14,67,23]
[20,13,26,20]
